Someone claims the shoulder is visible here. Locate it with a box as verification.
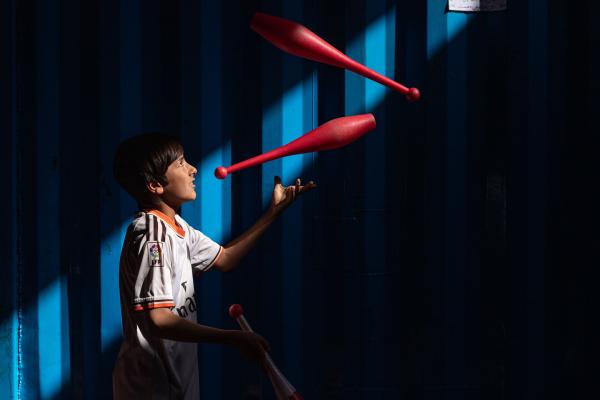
[129,212,170,243]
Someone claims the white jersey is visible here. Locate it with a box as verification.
[113,210,222,400]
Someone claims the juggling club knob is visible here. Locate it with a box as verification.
[215,166,228,179]
[406,87,421,102]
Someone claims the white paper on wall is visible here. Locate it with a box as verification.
[448,0,507,12]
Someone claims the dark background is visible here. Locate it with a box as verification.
[1,0,599,399]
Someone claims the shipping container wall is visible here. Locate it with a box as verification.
[1,0,598,399]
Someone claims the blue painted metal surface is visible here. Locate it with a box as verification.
[2,1,600,399]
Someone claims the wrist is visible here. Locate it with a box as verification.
[220,329,240,346]
[266,205,282,219]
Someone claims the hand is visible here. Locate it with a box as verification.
[270,176,317,214]
[232,330,271,364]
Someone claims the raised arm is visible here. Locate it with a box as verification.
[214,176,316,272]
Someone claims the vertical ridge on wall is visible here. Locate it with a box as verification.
[508,0,547,397]
[424,1,448,396]
[444,10,469,398]
[343,3,367,396]
[36,21,68,384]
[159,1,181,135]
[0,0,18,398]
[524,0,548,396]
[196,2,230,398]
[362,0,391,395]
[17,0,41,397]
[557,0,594,397]
[141,0,161,131]
[544,1,566,397]
[259,2,285,399]
[385,1,427,397]
[97,1,122,397]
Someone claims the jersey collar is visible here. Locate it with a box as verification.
[144,209,186,237]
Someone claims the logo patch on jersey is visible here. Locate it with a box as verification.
[147,242,163,267]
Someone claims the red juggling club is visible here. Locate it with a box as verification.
[251,12,421,102]
[214,113,376,179]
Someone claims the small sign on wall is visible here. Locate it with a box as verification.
[448,0,507,12]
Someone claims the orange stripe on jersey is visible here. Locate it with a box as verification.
[145,209,186,237]
[133,301,175,311]
[206,246,224,270]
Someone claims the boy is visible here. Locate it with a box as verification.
[112,133,315,399]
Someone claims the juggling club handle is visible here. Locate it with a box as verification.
[228,304,304,400]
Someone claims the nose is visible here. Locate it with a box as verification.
[188,163,197,176]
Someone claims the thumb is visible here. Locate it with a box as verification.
[273,176,282,187]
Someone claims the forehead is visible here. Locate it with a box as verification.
[169,154,184,164]
[168,154,186,166]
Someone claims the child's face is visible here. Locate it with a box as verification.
[161,155,198,207]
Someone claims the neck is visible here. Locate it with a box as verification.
[140,200,178,219]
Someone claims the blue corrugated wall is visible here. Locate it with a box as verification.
[1,0,599,399]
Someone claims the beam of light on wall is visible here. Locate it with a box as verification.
[0,310,18,399]
[262,76,316,207]
[281,79,306,189]
[345,8,397,115]
[428,1,470,59]
[194,141,231,243]
[345,22,365,115]
[447,13,470,42]
[365,6,394,112]
[262,87,286,207]
[37,278,69,399]
[101,221,130,351]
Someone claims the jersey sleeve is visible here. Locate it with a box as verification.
[132,218,175,311]
[187,226,222,274]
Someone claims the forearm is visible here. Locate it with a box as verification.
[146,309,270,362]
[147,309,238,345]
[216,207,279,272]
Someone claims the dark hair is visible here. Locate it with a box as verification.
[113,133,184,202]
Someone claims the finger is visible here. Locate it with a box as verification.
[282,186,293,202]
[274,176,282,187]
[289,186,297,201]
[299,181,317,193]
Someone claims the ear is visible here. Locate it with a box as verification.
[147,180,164,195]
